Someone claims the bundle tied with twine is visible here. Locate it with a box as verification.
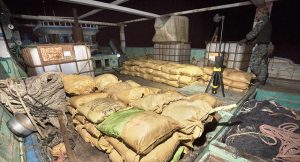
[0,72,67,129]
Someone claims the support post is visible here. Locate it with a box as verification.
[119,24,126,53]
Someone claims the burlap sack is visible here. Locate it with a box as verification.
[142,74,153,80]
[113,87,160,105]
[123,65,131,71]
[97,110,180,155]
[162,100,212,138]
[51,143,66,157]
[125,80,141,87]
[188,93,218,108]
[123,60,134,66]
[72,119,81,125]
[86,98,125,123]
[105,82,133,95]
[75,124,92,143]
[106,133,180,162]
[74,114,87,124]
[98,136,114,153]
[229,81,249,90]
[167,80,180,87]
[130,91,184,113]
[121,111,180,154]
[144,68,154,74]
[84,122,102,138]
[152,76,162,83]
[168,74,181,81]
[109,150,123,162]
[120,70,130,75]
[129,66,139,72]
[94,74,119,91]
[66,106,78,117]
[179,75,197,84]
[62,75,96,95]
[161,64,177,74]
[69,93,108,109]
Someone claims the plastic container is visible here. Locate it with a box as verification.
[22,44,94,76]
[205,42,253,71]
[153,42,191,64]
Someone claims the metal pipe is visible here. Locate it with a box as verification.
[58,0,160,18]
[120,0,278,24]
[11,14,118,26]
[78,0,129,19]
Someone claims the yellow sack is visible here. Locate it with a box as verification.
[94,74,119,91]
[72,118,81,126]
[85,98,125,123]
[51,143,66,157]
[229,81,249,90]
[162,100,212,138]
[152,76,162,83]
[84,122,102,138]
[120,70,130,75]
[130,91,184,113]
[62,75,96,95]
[69,93,108,109]
[168,74,181,81]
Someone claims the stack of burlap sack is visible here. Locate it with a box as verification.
[121,59,253,92]
[201,67,253,92]
[120,59,204,88]
[57,73,226,162]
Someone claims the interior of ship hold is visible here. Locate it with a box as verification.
[0,0,300,162]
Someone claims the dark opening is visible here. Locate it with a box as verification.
[105,59,109,67]
[95,60,102,68]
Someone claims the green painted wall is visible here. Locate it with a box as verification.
[0,58,27,79]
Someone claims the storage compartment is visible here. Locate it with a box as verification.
[268,57,300,80]
[22,44,94,76]
[153,42,191,64]
[205,42,253,71]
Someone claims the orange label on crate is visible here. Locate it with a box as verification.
[39,47,64,61]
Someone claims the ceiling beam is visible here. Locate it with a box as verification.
[120,0,278,24]
[11,14,118,26]
[58,0,160,18]
[78,0,129,19]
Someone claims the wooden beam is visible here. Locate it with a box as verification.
[58,0,160,18]
[78,0,129,19]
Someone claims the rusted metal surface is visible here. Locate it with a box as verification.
[58,111,77,162]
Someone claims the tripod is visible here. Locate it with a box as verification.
[205,56,225,97]
[205,14,225,97]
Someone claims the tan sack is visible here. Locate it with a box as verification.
[75,125,92,143]
[188,93,218,108]
[66,106,78,117]
[85,98,125,123]
[105,82,132,95]
[113,87,160,104]
[106,133,180,162]
[69,93,108,109]
[72,119,81,126]
[84,123,102,138]
[98,136,114,153]
[162,100,212,138]
[94,74,119,91]
[62,75,96,95]
[120,70,130,75]
[109,150,123,162]
[74,114,87,124]
[179,75,197,84]
[125,80,141,87]
[168,74,181,81]
[131,91,184,113]
[229,81,249,90]
[167,80,180,87]
[51,143,66,157]
[121,111,180,154]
